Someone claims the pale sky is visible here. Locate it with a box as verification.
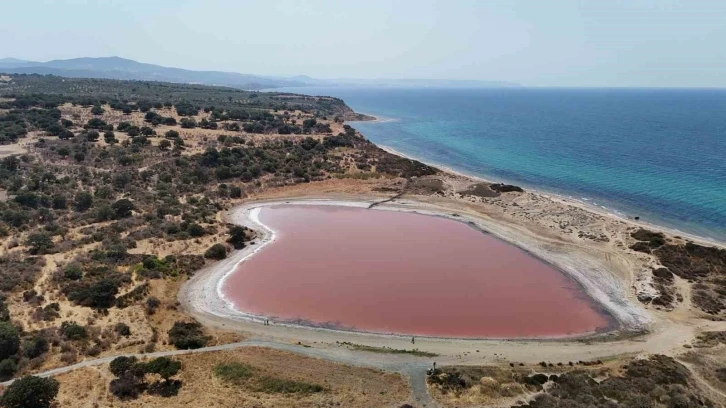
[2,0,726,87]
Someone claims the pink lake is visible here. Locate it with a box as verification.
[222,205,613,338]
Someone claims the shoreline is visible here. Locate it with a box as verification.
[352,112,724,247]
[376,143,726,249]
[181,198,651,342]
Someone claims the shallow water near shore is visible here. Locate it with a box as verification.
[275,87,726,243]
[222,205,613,338]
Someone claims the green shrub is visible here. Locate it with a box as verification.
[109,356,140,378]
[214,362,254,383]
[256,376,325,394]
[0,321,20,360]
[144,357,181,380]
[204,243,227,260]
[59,321,87,341]
[167,321,209,350]
[0,358,18,380]
[24,233,54,255]
[0,375,59,408]
[23,336,49,359]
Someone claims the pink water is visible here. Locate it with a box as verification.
[222,205,613,338]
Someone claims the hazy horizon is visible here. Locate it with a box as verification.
[3,0,726,88]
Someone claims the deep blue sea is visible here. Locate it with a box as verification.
[278,87,726,242]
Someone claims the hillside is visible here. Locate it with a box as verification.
[0,57,309,90]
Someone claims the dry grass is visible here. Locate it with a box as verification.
[54,347,409,407]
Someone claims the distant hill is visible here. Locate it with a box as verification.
[0,56,518,90]
[326,77,520,88]
[0,56,309,90]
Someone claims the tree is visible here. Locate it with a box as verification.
[74,191,93,212]
[114,322,131,337]
[204,243,227,260]
[227,226,248,249]
[0,321,20,360]
[180,118,196,129]
[111,199,134,218]
[229,186,243,198]
[51,194,67,210]
[57,147,70,157]
[144,357,181,380]
[23,336,49,359]
[109,373,144,400]
[86,130,100,142]
[158,139,171,150]
[110,356,139,377]
[187,223,205,237]
[1,156,19,172]
[91,105,104,115]
[0,359,17,380]
[25,233,54,255]
[59,321,87,341]
[164,130,179,139]
[0,376,59,408]
[104,131,117,144]
[168,321,209,349]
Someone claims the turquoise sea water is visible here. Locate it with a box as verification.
[278,87,726,242]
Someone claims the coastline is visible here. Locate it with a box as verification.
[177,107,726,365]
[376,140,726,249]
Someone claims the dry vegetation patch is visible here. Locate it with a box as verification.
[54,347,409,408]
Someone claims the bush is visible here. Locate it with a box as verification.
[74,191,93,212]
[114,322,131,337]
[147,379,182,397]
[0,376,59,408]
[65,278,120,308]
[204,243,227,260]
[109,356,139,377]
[59,321,87,341]
[214,362,254,384]
[168,321,209,349]
[0,358,18,380]
[23,336,49,359]
[144,357,181,380]
[0,321,20,360]
[25,233,54,255]
[187,223,205,237]
[109,373,144,400]
[180,118,197,129]
[111,199,134,218]
[256,376,325,394]
[227,226,249,249]
[229,186,243,198]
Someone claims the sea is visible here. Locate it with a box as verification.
[274,87,726,243]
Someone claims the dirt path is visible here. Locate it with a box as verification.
[0,339,438,407]
[677,359,726,403]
